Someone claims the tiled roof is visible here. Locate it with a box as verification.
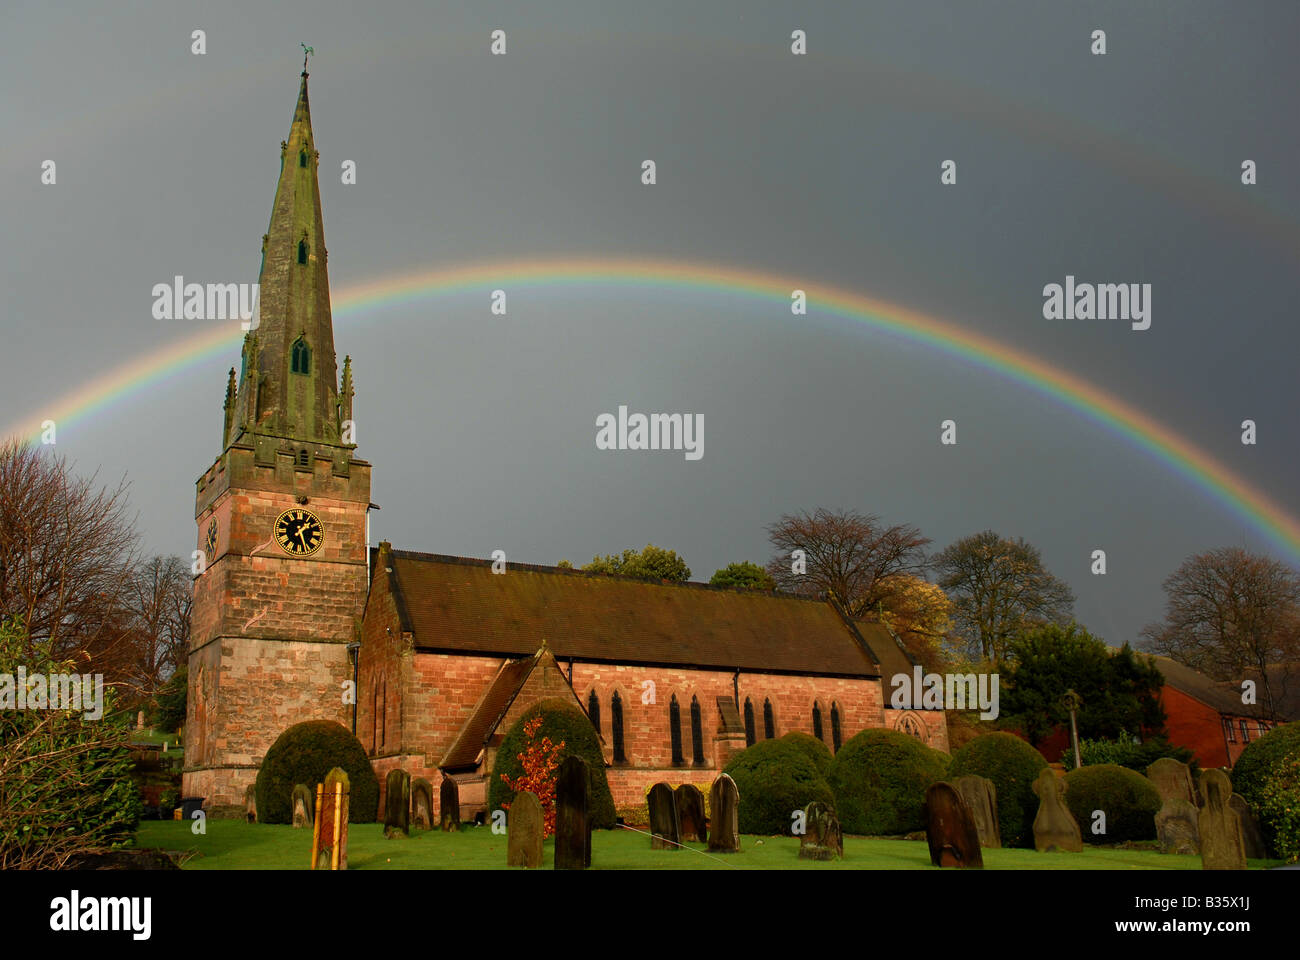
[1150,655,1272,719]
[440,655,539,770]
[379,548,883,677]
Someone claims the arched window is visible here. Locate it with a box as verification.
[669,695,684,766]
[611,691,625,763]
[587,689,601,735]
[812,702,824,742]
[831,702,843,752]
[763,698,775,739]
[298,239,309,264]
[690,695,704,764]
[743,698,756,747]
[291,337,311,375]
[898,711,928,743]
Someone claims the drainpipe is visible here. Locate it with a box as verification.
[733,668,740,707]
[347,642,361,735]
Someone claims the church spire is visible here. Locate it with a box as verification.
[229,65,347,453]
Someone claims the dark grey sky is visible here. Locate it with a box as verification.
[4,1,1298,650]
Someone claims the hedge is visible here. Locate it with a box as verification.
[254,720,379,824]
[1061,763,1161,844]
[826,728,949,836]
[1232,722,1300,860]
[722,738,835,835]
[947,732,1047,848]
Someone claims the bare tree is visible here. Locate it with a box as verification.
[125,555,192,696]
[0,439,139,671]
[764,508,931,617]
[933,530,1075,662]
[1141,547,1300,722]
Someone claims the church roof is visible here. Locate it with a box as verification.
[440,653,540,770]
[375,548,886,677]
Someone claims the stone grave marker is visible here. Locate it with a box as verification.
[291,784,314,829]
[647,782,681,850]
[554,755,589,870]
[1230,794,1268,860]
[1145,757,1196,807]
[507,791,544,868]
[136,710,145,730]
[440,776,461,832]
[311,767,350,870]
[798,800,844,861]
[1198,770,1246,870]
[384,769,410,839]
[1155,797,1200,855]
[1031,768,1083,853]
[411,777,433,830]
[923,782,983,868]
[675,783,708,843]
[243,784,257,824]
[954,774,1001,848]
[708,773,740,853]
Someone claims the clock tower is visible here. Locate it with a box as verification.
[185,69,372,809]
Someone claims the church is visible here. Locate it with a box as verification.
[183,71,948,818]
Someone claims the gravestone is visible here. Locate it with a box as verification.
[440,777,460,832]
[1198,770,1246,870]
[136,710,145,730]
[675,783,708,843]
[384,769,410,839]
[1230,794,1268,860]
[243,784,257,824]
[411,778,433,830]
[1031,768,1082,853]
[313,767,350,870]
[798,800,844,861]
[554,755,589,870]
[1146,758,1196,807]
[647,782,681,850]
[1155,797,1200,855]
[954,775,1001,848]
[507,791,544,868]
[923,782,983,868]
[708,773,741,853]
[291,784,314,829]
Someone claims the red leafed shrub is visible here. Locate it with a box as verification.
[500,716,565,836]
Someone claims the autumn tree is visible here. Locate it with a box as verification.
[710,561,776,591]
[871,573,957,672]
[582,544,691,582]
[933,530,1075,662]
[500,716,566,836]
[763,508,931,617]
[1141,547,1300,722]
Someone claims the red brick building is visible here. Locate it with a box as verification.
[183,72,947,814]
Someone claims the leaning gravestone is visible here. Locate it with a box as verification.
[1031,768,1083,853]
[314,767,351,870]
[1230,794,1268,860]
[954,775,1001,848]
[1146,758,1196,807]
[924,782,983,868]
[411,778,433,830]
[384,769,410,839]
[648,782,681,850]
[708,773,741,853]
[1198,770,1246,870]
[440,777,460,832]
[1155,797,1200,855]
[244,784,258,824]
[507,791,544,868]
[291,784,314,829]
[798,800,844,861]
[554,755,589,870]
[675,783,708,843]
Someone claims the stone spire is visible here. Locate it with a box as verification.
[229,68,346,452]
[221,367,237,447]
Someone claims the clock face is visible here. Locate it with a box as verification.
[275,508,324,556]
[204,518,218,559]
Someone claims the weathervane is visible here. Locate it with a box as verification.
[301,42,314,74]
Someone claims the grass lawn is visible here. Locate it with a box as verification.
[133,820,1284,870]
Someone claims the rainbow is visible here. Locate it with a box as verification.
[7,256,1299,561]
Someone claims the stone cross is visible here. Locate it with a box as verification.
[1031,768,1082,853]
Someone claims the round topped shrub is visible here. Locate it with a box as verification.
[1061,763,1161,844]
[1232,721,1300,859]
[487,698,616,829]
[947,732,1047,848]
[781,731,833,777]
[254,719,379,824]
[722,738,835,835]
[826,728,950,836]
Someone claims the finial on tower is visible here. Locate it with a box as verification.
[301,43,314,75]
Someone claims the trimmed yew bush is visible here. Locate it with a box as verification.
[1061,763,1161,844]
[781,731,834,776]
[254,720,379,824]
[722,738,835,835]
[947,732,1047,848]
[826,728,949,836]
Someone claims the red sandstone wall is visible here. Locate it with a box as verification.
[1161,686,1232,769]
